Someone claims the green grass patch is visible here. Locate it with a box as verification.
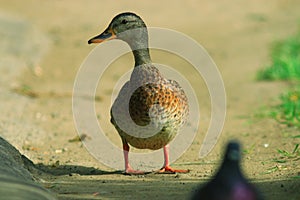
[257,32,300,80]
[262,144,300,175]
[272,144,300,165]
[276,144,299,160]
[271,89,300,127]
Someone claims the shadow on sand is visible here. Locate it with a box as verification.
[33,163,123,176]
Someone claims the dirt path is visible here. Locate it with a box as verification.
[1,1,300,199]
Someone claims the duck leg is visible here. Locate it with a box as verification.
[158,144,189,173]
[123,141,144,175]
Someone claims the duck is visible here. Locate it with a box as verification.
[88,12,189,174]
[192,141,264,200]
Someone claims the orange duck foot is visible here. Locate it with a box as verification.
[158,166,190,174]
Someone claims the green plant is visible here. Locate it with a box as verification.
[277,144,299,159]
[257,33,300,80]
[272,89,300,127]
[273,144,300,164]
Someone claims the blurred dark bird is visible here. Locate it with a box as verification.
[88,12,189,174]
[192,141,264,200]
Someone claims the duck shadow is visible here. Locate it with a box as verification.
[32,163,158,176]
[34,163,123,176]
[22,155,123,176]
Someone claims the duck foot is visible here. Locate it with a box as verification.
[157,166,190,174]
[124,167,145,175]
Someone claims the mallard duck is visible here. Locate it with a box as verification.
[88,12,189,174]
[192,141,264,200]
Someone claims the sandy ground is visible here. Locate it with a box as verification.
[0,0,300,199]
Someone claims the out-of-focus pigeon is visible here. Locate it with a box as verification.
[192,141,263,200]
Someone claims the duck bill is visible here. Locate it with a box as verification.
[88,28,116,44]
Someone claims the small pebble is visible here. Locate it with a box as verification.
[263,143,269,148]
[55,149,62,153]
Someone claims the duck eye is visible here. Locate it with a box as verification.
[121,19,128,24]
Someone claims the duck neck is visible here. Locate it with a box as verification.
[126,30,151,67]
[132,48,151,67]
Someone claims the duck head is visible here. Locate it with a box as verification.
[88,12,148,50]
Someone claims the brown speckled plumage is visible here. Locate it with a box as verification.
[111,64,189,150]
